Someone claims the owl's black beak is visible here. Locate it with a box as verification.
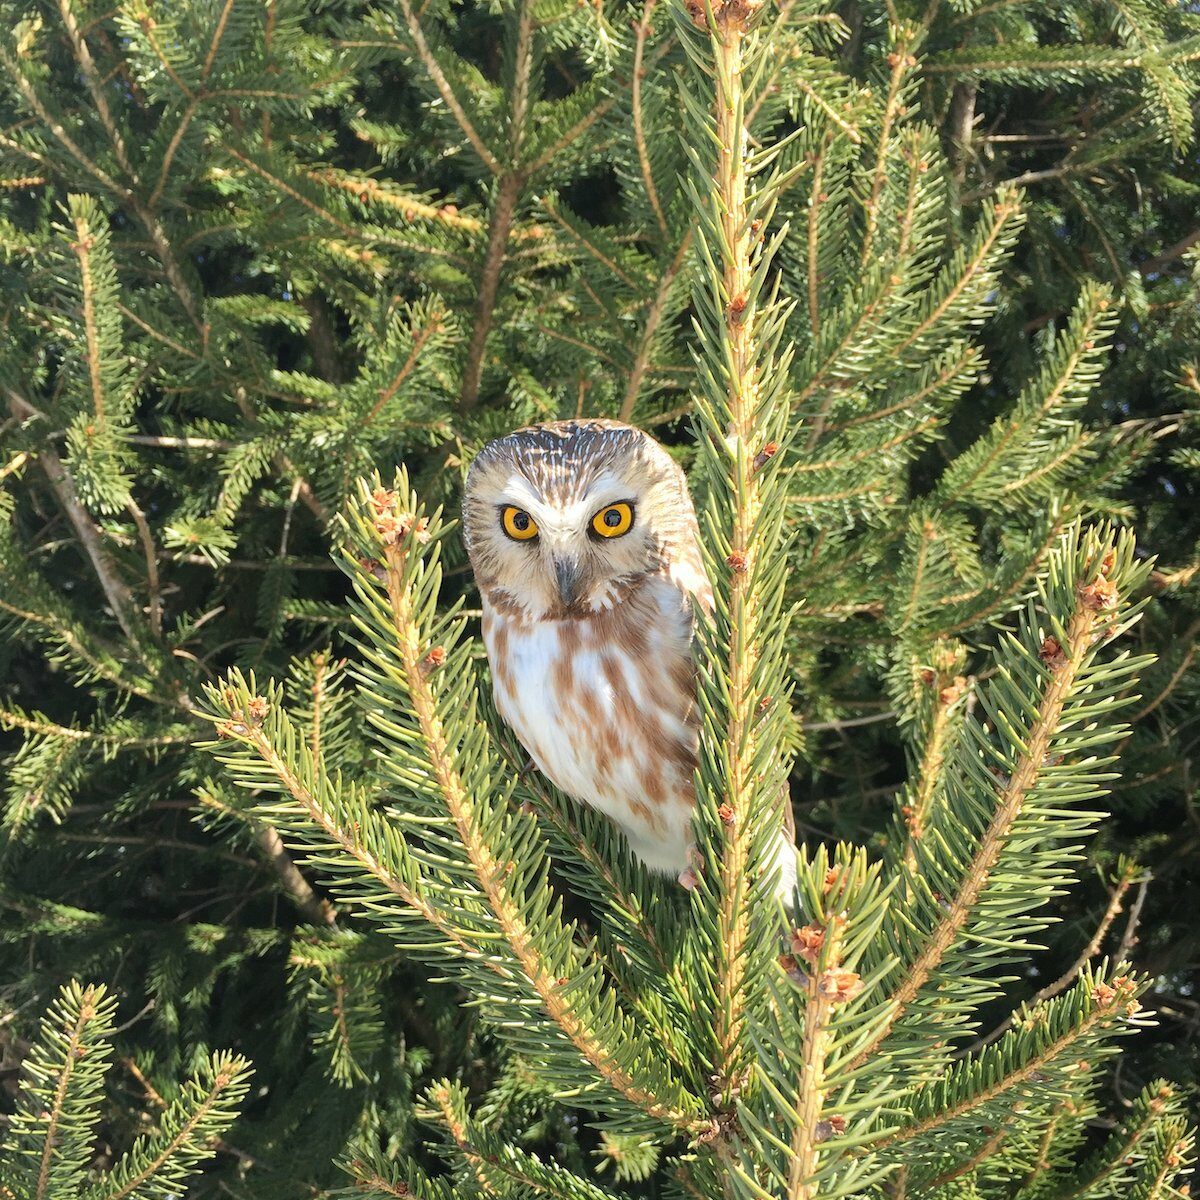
[553,557,583,608]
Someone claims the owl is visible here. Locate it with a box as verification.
[462,418,797,899]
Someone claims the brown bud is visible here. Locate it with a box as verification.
[817,969,864,1005]
[790,924,826,964]
[779,953,808,985]
[939,675,968,706]
[357,556,387,583]
[814,1115,847,1143]
[1078,576,1118,611]
[753,442,779,472]
[419,646,446,677]
[1039,636,1068,670]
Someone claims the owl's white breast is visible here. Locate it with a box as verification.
[482,575,699,873]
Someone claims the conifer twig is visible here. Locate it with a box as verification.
[899,692,957,871]
[253,823,337,929]
[393,0,500,174]
[869,983,1136,1151]
[56,0,135,182]
[787,926,840,1199]
[125,498,162,638]
[619,233,691,422]
[704,0,767,1108]
[851,594,1109,1069]
[90,1059,246,1200]
[1115,874,1151,962]
[5,390,141,646]
[924,1128,1007,1187]
[860,33,913,266]
[458,0,533,410]
[965,869,1137,1052]
[459,174,520,411]
[805,130,832,340]
[33,985,99,1200]
[633,0,670,242]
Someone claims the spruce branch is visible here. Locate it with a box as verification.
[0,982,248,1200]
[860,26,919,267]
[428,1081,623,1200]
[1051,1081,1187,1200]
[855,526,1155,1069]
[22,983,116,1200]
[341,1146,463,1200]
[970,860,1141,1051]
[619,233,693,422]
[804,129,834,342]
[786,919,845,1200]
[123,498,161,638]
[83,1051,252,1200]
[896,673,963,872]
[871,967,1152,1155]
[0,42,127,196]
[55,0,137,185]
[633,0,670,243]
[201,479,710,1136]
[358,481,704,1132]
[5,390,141,646]
[459,173,520,410]
[391,0,501,175]
[456,0,539,414]
[675,0,798,1112]
[307,168,484,232]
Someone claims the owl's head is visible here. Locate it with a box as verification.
[463,419,699,620]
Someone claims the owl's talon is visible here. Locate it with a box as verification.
[678,866,701,891]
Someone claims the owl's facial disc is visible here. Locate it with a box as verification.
[463,419,696,622]
[489,480,646,614]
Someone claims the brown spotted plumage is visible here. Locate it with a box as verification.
[463,419,797,895]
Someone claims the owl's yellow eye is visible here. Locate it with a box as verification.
[501,506,539,541]
[591,501,634,539]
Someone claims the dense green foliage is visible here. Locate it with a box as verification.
[0,982,251,1200]
[0,0,1197,1194]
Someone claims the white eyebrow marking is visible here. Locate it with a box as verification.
[499,471,637,536]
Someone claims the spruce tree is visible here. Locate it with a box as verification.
[0,0,1197,1194]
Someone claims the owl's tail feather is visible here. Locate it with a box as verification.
[772,830,800,911]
